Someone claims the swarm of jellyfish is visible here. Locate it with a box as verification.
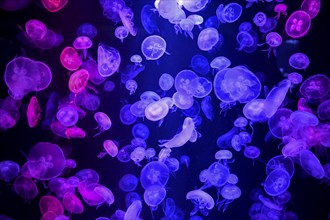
[0,0,329,219]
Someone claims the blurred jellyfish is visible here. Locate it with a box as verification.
[65,126,86,139]
[144,184,167,207]
[14,175,38,199]
[141,4,160,34]
[120,63,146,84]
[317,100,330,120]
[239,22,252,31]
[77,23,98,38]
[285,10,311,38]
[289,52,310,70]
[99,0,126,23]
[141,35,168,60]
[81,59,106,85]
[301,0,321,18]
[82,94,100,111]
[25,19,47,40]
[182,0,209,12]
[187,14,204,28]
[268,108,294,139]
[39,195,64,216]
[118,6,137,36]
[182,99,200,118]
[288,72,303,85]
[68,69,89,94]
[27,96,41,128]
[62,192,84,214]
[176,18,195,39]
[201,96,214,121]
[197,28,222,52]
[130,147,146,166]
[120,104,137,125]
[140,161,169,189]
[243,99,267,122]
[190,54,210,75]
[98,140,119,158]
[299,149,325,179]
[265,156,294,178]
[145,148,156,161]
[186,189,215,216]
[299,74,329,99]
[243,146,261,160]
[130,54,143,66]
[159,73,174,91]
[132,123,150,140]
[164,157,180,172]
[259,17,278,34]
[236,31,254,51]
[73,36,93,59]
[253,12,267,27]
[119,174,139,192]
[264,169,291,196]
[180,155,190,168]
[94,112,112,136]
[204,16,220,29]
[60,47,82,71]
[115,26,129,43]
[0,160,20,182]
[98,43,121,77]
[41,0,68,12]
[175,69,198,96]
[124,200,142,220]
[75,168,99,184]
[234,116,248,128]
[103,80,116,92]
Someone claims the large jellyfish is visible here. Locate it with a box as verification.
[300,0,321,19]
[141,35,168,60]
[94,112,112,136]
[285,10,311,38]
[98,43,121,77]
[299,74,329,99]
[186,189,215,216]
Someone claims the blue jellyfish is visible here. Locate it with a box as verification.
[118,174,139,192]
[0,160,20,182]
[141,35,168,60]
[190,54,210,75]
[120,104,137,125]
[141,4,160,34]
[140,161,169,189]
[186,189,215,216]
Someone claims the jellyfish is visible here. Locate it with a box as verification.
[288,72,303,85]
[239,22,252,32]
[97,140,118,159]
[236,31,255,51]
[0,160,20,182]
[14,175,38,199]
[80,59,105,85]
[103,80,116,92]
[290,110,319,127]
[141,4,160,34]
[299,149,325,179]
[73,36,93,59]
[201,96,214,121]
[75,168,99,184]
[268,108,294,139]
[258,194,283,211]
[118,6,137,36]
[204,15,220,29]
[233,116,248,128]
[114,26,129,43]
[77,23,98,38]
[130,147,146,166]
[253,12,267,27]
[120,104,137,125]
[217,184,241,212]
[56,106,79,127]
[203,161,230,188]
[65,126,86,139]
[94,112,111,136]
[99,0,126,23]
[47,177,74,198]
[175,69,198,96]
[0,0,32,11]
[282,139,309,158]
[210,56,231,73]
[274,4,287,19]
[120,63,146,84]
[141,35,168,60]
[140,161,169,189]
[244,146,261,159]
[182,100,201,118]
[299,74,330,99]
[32,28,58,49]
[259,17,278,34]
[172,92,194,110]
[300,0,321,19]
[82,94,100,111]
[289,52,310,70]
[197,27,222,52]
[144,184,167,207]
[131,123,149,140]
[227,174,238,185]
[285,10,311,38]
[219,3,242,23]
[260,32,282,57]
[182,0,208,12]
[98,43,121,77]
[25,19,47,40]
[130,54,143,66]
[124,200,142,220]
[187,14,204,28]
[62,192,84,214]
[118,174,138,192]
[159,73,174,91]
[317,100,330,120]
[190,54,210,75]
[27,96,41,128]
[186,189,215,216]
[179,155,190,168]
[117,145,135,163]
[60,47,82,71]
[243,99,267,122]
[175,18,194,39]
[188,77,212,98]
[264,168,291,197]
[39,195,64,216]
[273,190,291,205]
[41,0,68,12]
[214,149,233,161]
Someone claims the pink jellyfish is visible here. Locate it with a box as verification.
[73,36,93,59]
[68,69,89,94]
[27,96,42,128]
[285,10,311,38]
[274,4,287,19]
[62,192,84,214]
[94,112,111,137]
[25,19,47,40]
[41,0,68,12]
[97,139,119,158]
[301,0,321,19]
[60,46,82,71]
[14,175,38,199]
[65,126,86,139]
[39,195,64,216]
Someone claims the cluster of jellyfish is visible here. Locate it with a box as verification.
[0,0,329,219]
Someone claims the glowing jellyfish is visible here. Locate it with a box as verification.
[299,149,325,179]
[141,4,160,34]
[243,99,267,122]
[264,169,291,196]
[118,6,137,36]
[288,72,303,84]
[144,185,167,207]
[285,10,311,38]
[124,200,142,220]
[98,43,121,77]
[114,26,129,43]
[236,31,254,51]
[204,15,220,29]
[190,54,210,75]
[104,80,115,92]
[204,161,230,188]
[233,116,248,128]
[187,14,204,27]
[201,96,214,121]
[180,155,190,168]
[141,35,167,60]
[140,161,169,189]
[77,23,97,38]
[259,17,278,34]
[132,123,150,140]
[299,74,329,99]
[186,189,215,216]
[282,139,308,158]
[289,52,310,70]
[274,4,287,19]
[214,150,233,161]
[244,146,260,159]
[73,36,92,59]
[125,79,138,95]
[75,168,99,184]
[130,100,149,117]
[25,19,47,40]
[56,106,79,127]
[182,0,208,12]
[182,99,200,118]
[239,22,252,32]
[290,110,319,126]
[220,3,242,23]
[0,160,20,182]
[190,77,212,98]
[159,73,174,91]
[227,174,238,185]
[268,108,294,139]
[94,112,111,136]
[218,184,241,212]
[317,100,330,120]
[120,104,137,125]
[60,47,82,71]
[32,28,58,49]
[27,96,41,128]
[41,0,68,12]
[301,0,321,19]
[130,54,143,65]
[197,28,221,52]
[62,192,84,214]
[210,56,231,72]
[99,0,125,23]
[258,194,283,211]
[175,69,198,96]
[164,157,180,172]
[253,12,267,27]
[118,174,138,192]
[172,92,194,110]
[80,59,105,85]
[98,140,118,158]
[39,195,64,216]
[82,94,100,111]
[68,69,89,94]
[175,18,194,39]
[145,101,169,122]
[14,175,38,199]
[65,126,86,139]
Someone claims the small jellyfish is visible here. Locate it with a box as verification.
[68,69,89,94]
[103,80,116,92]
[253,12,267,27]
[220,3,242,23]
[197,28,222,52]
[0,160,20,182]
[210,56,231,72]
[299,149,325,179]
[299,74,330,99]
[118,6,137,36]
[164,157,180,172]
[56,106,79,127]
[264,169,291,196]
[259,17,278,33]
[143,185,167,207]
[268,108,294,139]
[141,35,168,60]
[140,161,169,189]
[285,10,311,38]
[233,116,248,128]
[141,4,160,34]
[288,72,303,84]
[187,14,204,27]
[124,200,142,220]
[145,148,156,160]
[132,123,150,140]
[175,69,198,96]
[190,54,210,75]
[39,195,64,216]
[159,73,174,91]
[65,126,86,139]
[94,112,111,136]
[218,184,241,212]
[14,175,38,199]
[172,92,194,110]
[98,43,121,77]
[75,168,99,184]
[174,18,194,40]
[114,26,129,43]
[274,4,287,19]
[130,54,143,66]
[244,146,261,159]
[77,23,97,38]
[301,0,321,19]
[81,59,106,85]
[201,96,214,121]
[82,94,100,111]
[27,96,42,128]
[60,47,82,71]
[125,79,138,95]
[289,52,310,70]
[204,16,220,29]
[236,31,254,51]
[118,174,139,192]
[25,19,47,40]
[41,0,68,12]
[186,189,215,216]
[260,32,282,57]
[180,155,190,168]
[73,36,93,59]
[239,22,252,31]
[98,140,119,158]
[214,149,233,161]
[62,192,84,214]
[317,100,330,120]
[120,104,137,125]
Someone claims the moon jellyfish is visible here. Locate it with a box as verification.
[210,56,231,72]
[236,31,254,51]
[299,149,325,179]
[190,54,210,75]
[285,10,311,38]
[98,140,118,158]
[288,72,303,85]
[77,23,97,38]
[62,192,84,214]
[25,19,47,40]
[274,4,287,19]
[197,28,221,52]
[173,92,194,110]
[140,161,169,189]
[120,104,137,125]
[82,94,100,111]
[187,14,204,27]
[204,16,220,29]
[239,22,252,32]
[68,69,89,94]
[268,108,294,139]
[118,6,137,36]
[214,150,233,161]
[114,26,129,43]
[130,54,143,66]
[259,17,278,34]
[141,4,160,34]
[289,53,310,70]
[60,47,82,71]
[201,96,214,121]
[27,96,41,128]
[263,32,282,57]
[41,0,68,12]
[190,77,212,98]
[56,106,79,127]
[243,99,267,122]
[282,139,308,158]
[145,101,169,122]
[175,69,198,96]
[125,79,138,95]
[253,12,267,27]
[94,112,111,136]
[301,0,321,19]
[99,0,125,23]
[98,43,121,77]
[317,100,330,120]
[73,36,93,59]
[264,168,291,196]
[132,123,150,140]
[14,175,38,199]
[118,174,138,192]
[218,184,241,212]
[186,189,215,216]
[244,146,261,159]
[75,168,99,184]
[233,116,248,128]
[290,110,319,127]
[175,18,194,40]
[299,74,330,99]
[141,35,167,60]
[0,160,20,182]
[124,200,142,220]
[103,80,115,92]
[144,185,166,207]
[164,157,180,172]
[182,0,209,12]
[159,73,174,91]
[39,195,64,216]
[81,59,105,85]
[219,3,242,23]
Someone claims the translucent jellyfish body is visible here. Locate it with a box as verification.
[299,74,329,99]
[264,169,291,196]
[60,47,82,71]
[14,175,38,199]
[218,184,242,211]
[274,4,287,19]
[94,112,112,136]
[145,101,169,121]
[25,19,47,40]
[197,28,221,52]
[210,56,231,72]
[141,35,167,60]
[159,73,174,91]
[244,146,260,159]
[141,4,160,34]
[98,43,121,77]
[98,140,118,159]
[253,12,267,27]
[77,23,98,38]
[62,192,84,214]
[144,185,166,207]
[190,54,210,75]
[176,18,195,39]
[68,69,89,94]
[81,59,106,85]
[56,106,79,127]
[125,79,138,95]
[175,69,198,96]
[39,195,64,216]
[73,36,93,59]
[27,96,42,128]
[289,52,310,70]
[120,104,137,125]
[236,31,255,51]
[114,26,129,43]
[268,108,294,139]
[285,10,311,38]
[0,160,20,182]
[201,96,214,121]
[301,0,321,19]
[299,149,325,179]
[140,161,169,189]
[118,174,139,192]
[118,6,137,36]
[317,100,330,120]
[243,99,267,122]
[182,0,209,12]
[288,72,303,85]
[41,0,68,12]
[186,189,215,216]
[218,3,242,23]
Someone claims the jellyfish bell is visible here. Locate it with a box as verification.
[264,168,291,196]
[299,149,325,179]
[197,27,222,52]
[94,112,112,136]
[186,189,215,216]
[98,43,121,77]
[114,26,129,43]
[41,0,68,12]
[68,69,89,94]
[220,3,243,23]
[285,10,311,38]
[25,19,47,40]
[299,74,330,100]
[140,161,170,189]
[60,47,82,71]
[141,35,168,60]
[27,96,42,128]
[210,56,231,72]
[300,0,321,19]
